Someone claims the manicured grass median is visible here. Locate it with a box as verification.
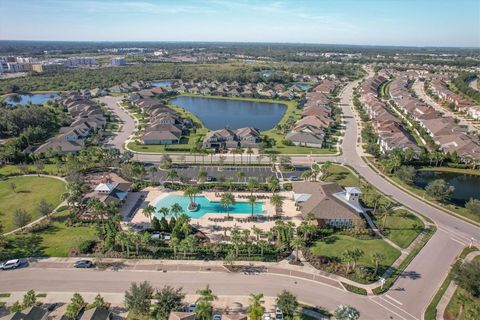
[0,176,65,233]
[310,235,400,270]
[373,209,424,249]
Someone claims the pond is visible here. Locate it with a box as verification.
[414,171,480,206]
[3,93,60,106]
[151,80,172,87]
[170,96,287,130]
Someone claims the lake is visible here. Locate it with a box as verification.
[170,96,287,130]
[4,93,60,106]
[151,81,172,87]
[414,171,480,206]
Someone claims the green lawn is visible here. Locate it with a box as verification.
[3,210,97,258]
[310,235,400,269]
[0,176,65,232]
[373,209,424,249]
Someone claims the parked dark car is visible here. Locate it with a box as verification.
[73,260,94,268]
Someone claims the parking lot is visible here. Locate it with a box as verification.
[149,165,311,183]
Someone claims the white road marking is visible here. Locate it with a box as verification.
[378,296,419,320]
[385,294,403,306]
[368,297,408,320]
[449,237,466,246]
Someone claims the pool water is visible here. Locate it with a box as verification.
[154,195,265,219]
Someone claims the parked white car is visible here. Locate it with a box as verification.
[1,259,21,270]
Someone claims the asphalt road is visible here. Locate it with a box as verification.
[98,95,135,152]
[0,267,409,320]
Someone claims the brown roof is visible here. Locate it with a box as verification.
[292,181,361,221]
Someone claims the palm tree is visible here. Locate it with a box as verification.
[270,194,283,216]
[166,169,179,182]
[301,170,313,182]
[266,176,279,193]
[236,147,244,165]
[230,148,237,165]
[195,302,213,320]
[220,192,235,218]
[170,203,183,219]
[196,285,217,304]
[115,232,126,253]
[143,205,155,222]
[248,195,257,218]
[87,198,105,226]
[341,249,354,273]
[351,248,364,271]
[291,236,305,262]
[197,169,208,183]
[257,240,269,256]
[169,236,180,257]
[159,207,170,219]
[247,177,259,196]
[148,166,158,183]
[131,232,142,255]
[371,252,385,276]
[236,171,246,183]
[247,293,265,320]
[252,226,262,241]
[381,202,394,229]
[246,147,254,164]
[230,227,242,256]
[184,186,199,209]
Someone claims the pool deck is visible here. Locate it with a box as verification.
[128,187,302,240]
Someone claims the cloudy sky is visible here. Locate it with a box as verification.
[1,0,479,47]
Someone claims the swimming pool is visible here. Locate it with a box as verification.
[154,195,265,219]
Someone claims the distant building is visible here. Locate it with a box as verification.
[110,57,126,66]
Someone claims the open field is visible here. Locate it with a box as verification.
[0,176,65,233]
[3,210,97,258]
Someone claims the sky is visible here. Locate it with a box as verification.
[0,0,479,47]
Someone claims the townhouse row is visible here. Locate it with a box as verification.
[285,80,339,147]
[390,73,480,161]
[359,74,419,154]
[34,92,106,154]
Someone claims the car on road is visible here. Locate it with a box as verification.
[262,313,271,320]
[206,176,216,182]
[289,176,300,181]
[0,259,21,270]
[73,259,94,268]
[212,314,222,320]
[187,304,196,312]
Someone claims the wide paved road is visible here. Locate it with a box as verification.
[0,267,406,319]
